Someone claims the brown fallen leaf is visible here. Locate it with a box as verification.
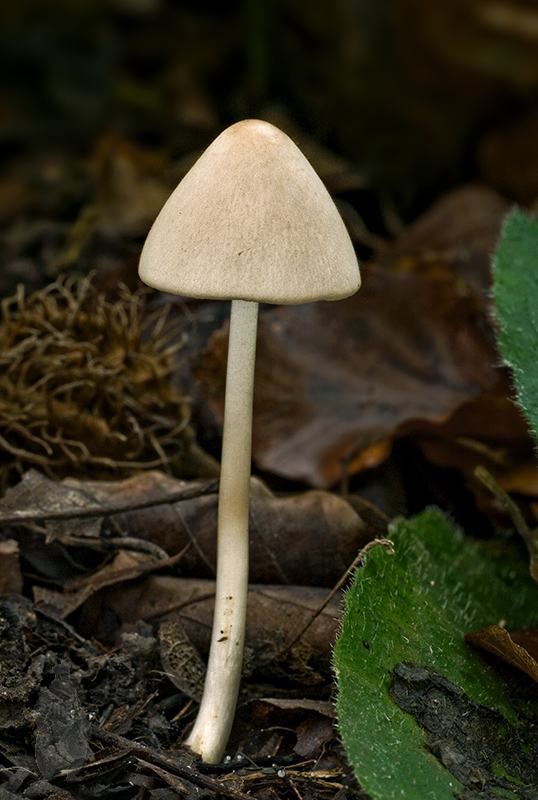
[373,187,538,522]
[412,393,536,523]
[1,469,367,587]
[158,618,206,702]
[195,259,502,487]
[381,185,533,512]
[465,625,538,683]
[32,548,172,619]
[381,184,509,293]
[294,711,336,760]
[511,628,538,663]
[34,661,92,779]
[228,697,336,762]
[77,576,342,681]
[118,480,366,586]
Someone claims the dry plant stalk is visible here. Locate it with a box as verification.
[0,276,194,484]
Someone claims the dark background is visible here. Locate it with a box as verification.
[3,0,538,240]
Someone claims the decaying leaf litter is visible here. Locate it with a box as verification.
[4,3,538,798]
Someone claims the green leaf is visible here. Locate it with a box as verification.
[493,207,538,441]
[333,507,538,800]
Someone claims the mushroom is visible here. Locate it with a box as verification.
[138,119,360,763]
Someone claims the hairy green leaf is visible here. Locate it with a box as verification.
[493,207,538,441]
[333,508,538,800]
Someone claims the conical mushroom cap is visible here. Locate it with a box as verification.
[139,119,360,304]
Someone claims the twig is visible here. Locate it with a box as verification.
[0,479,220,525]
[34,606,100,649]
[276,537,395,659]
[475,465,538,577]
[90,725,254,800]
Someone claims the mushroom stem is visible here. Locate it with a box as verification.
[186,298,259,763]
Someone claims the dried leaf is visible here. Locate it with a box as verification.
[196,260,501,487]
[78,577,342,680]
[294,714,335,759]
[33,548,162,619]
[111,480,366,586]
[34,662,92,779]
[228,697,336,762]
[158,619,205,702]
[1,470,366,588]
[383,184,509,292]
[466,625,538,684]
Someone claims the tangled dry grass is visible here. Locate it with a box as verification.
[0,277,199,485]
